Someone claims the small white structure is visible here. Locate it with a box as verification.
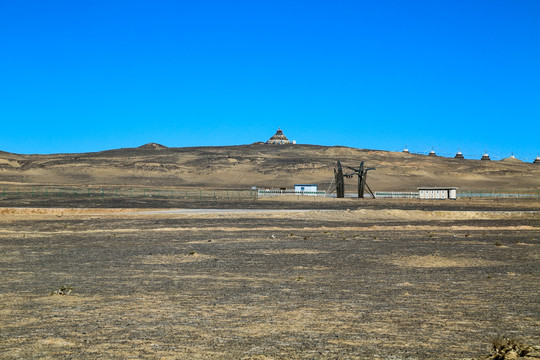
[454,151,464,159]
[534,156,540,164]
[418,187,457,200]
[294,184,318,193]
[428,150,437,157]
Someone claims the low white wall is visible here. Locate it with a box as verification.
[257,190,327,198]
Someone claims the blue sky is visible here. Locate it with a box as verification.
[1,0,539,160]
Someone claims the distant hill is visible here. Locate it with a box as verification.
[0,144,539,191]
[138,143,168,150]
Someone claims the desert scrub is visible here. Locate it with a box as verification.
[50,286,73,296]
[481,336,534,359]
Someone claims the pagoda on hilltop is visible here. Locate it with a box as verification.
[267,128,293,144]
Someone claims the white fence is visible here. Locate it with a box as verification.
[457,191,539,198]
[374,191,539,199]
[374,192,419,198]
[257,189,327,198]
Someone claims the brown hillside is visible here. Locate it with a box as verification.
[0,144,539,192]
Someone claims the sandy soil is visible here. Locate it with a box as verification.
[1,144,539,358]
[0,205,538,359]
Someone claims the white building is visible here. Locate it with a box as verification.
[294,184,318,193]
[418,187,457,200]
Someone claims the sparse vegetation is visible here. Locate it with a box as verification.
[1,202,538,359]
[475,337,534,360]
[50,286,73,296]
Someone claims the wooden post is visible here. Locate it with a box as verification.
[358,162,365,198]
[336,161,345,198]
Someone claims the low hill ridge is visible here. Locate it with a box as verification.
[0,144,538,192]
[138,143,168,150]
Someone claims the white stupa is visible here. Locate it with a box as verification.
[454,150,464,159]
[534,156,540,164]
[481,152,491,161]
[428,150,437,157]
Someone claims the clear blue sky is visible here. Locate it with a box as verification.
[1,0,538,160]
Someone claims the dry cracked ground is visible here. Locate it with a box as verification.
[0,201,539,359]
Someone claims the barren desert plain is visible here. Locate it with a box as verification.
[0,144,539,359]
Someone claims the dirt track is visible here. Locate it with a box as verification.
[1,201,539,359]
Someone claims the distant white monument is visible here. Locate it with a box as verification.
[454,150,464,159]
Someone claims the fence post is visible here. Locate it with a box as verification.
[227,190,229,200]
[88,188,90,197]
[144,189,146,197]
[171,189,174,198]
[199,189,202,200]
[130,188,132,198]
[32,187,34,197]
[101,188,104,198]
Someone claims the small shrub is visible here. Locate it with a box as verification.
[495,241,502,247]
[489,337,532,359]
[50,286,73,296]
